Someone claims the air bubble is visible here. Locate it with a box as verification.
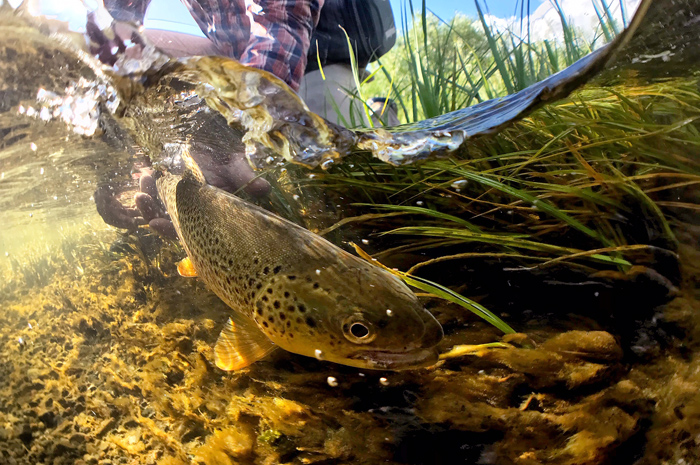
[327,376,338,387]
[361,239,369,245]
[314,349,323,360]
[315,269,321,275]
[30,143,37,152]
[451,179,468,190]
[379,377,389,386]
[386,309,393,317]
[416,201,424,206]
[293,194,300,201]
[321,159,334,170]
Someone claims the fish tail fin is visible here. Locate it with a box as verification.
[181,144,207,185]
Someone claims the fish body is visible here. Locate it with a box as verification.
[157,152,443,371]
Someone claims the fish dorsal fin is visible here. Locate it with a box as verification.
[214,315,276,371]
[177,257,198,277]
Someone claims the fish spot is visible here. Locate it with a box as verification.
[262,296,268,302]
[256,308,263,316]
[305,317,316,328]
[267,288,273,294]
[253,257,259,265]
[287,305,295,313]
[263,266,270,275]
[268,316,274,323]
[256,283,262,290]
[313,283,320,289]
[273,265,282,274]
[263,321,269,328]
[287,275,297,281]
[273,301,280,309]
[279,313,286,321]
[296,317,302,324]
[284,291,290,298]
[286,321,291,327]
[298,304,306,313]
[289,333,294,338]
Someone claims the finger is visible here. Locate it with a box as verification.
[224,156,271,197]
[94,187,146,230]
[86,13,125,66]
[134,193,162,222]
[139,173,159,199]
[149,218,179,240]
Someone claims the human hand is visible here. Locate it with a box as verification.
[95,155,271,240]
[94,168,177,239]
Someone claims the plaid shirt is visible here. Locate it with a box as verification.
[104,0,323,91]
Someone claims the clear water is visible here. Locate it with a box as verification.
[1,1,699,465]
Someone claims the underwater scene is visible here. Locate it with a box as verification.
[1,0,699,463]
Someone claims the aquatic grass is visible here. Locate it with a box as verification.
[300,80,700,282]
[277,3,700,321]
[377,224,631,266]
[351,242,516,334]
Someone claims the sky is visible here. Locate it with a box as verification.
[389,0,538,23]
[143,0,640,42]
[12,0,641,43]
[143,0,541,36]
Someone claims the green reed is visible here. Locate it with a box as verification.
[283,1,700,333]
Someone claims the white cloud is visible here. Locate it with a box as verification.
[11,0,91,32]
[482,0,642,45]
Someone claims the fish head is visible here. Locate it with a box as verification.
[252,262,443,371]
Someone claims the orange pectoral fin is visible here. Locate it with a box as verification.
[177,257,198,277]
[214,317,276,371]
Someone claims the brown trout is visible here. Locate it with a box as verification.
[157,150,443,371]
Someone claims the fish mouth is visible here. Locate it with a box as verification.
[345,308,444,371]
[348,309,444,371]
[347,347,440,371]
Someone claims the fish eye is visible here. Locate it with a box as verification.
[350,323,369,338]
[342,314,376,344]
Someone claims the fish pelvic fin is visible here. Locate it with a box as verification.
[176,257,198,277]
[214,315,276,371]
